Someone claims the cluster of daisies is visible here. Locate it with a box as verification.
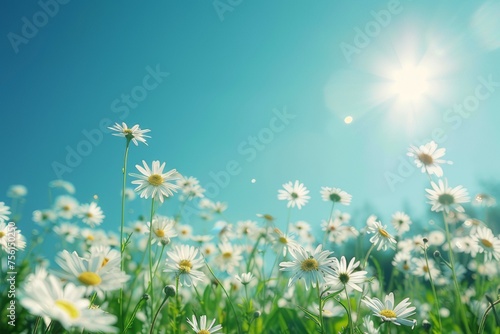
[1,123,498,334]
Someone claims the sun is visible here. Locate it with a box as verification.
[390,66,429,102]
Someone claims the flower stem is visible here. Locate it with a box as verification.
[148,198,155,321]
[119,139,130,331]
[362,243,376,269]
[423,242,442,331]
[442,212,471,334]
[317,280,325,334]
[345,287,354,334]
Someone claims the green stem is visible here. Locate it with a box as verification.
[442,212,471,334]
[423,242,442,331]
[478,298,500,334]
[317,281,325,334]
[362,243,376,269]
[148,198,156,321]
[119,139,131,332]
[345,287,354,334]
[123,294,148,334]
[150,293,170,334]
[176,277,181,334]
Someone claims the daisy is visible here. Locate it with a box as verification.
[277,180,310,209]
[78,202,105,227]
[108,122,151,146]
[473,193,496,207]
[426,179,470,213]
[463,218,487,235]
[49,179,76,194]
[123,187,136,201]
[177,223,193,240]
[279,244,335,290]
[235,272,254,285]
[7,184,28,198]
[0,222,26,251]
[321,218,351,244]
[177,175,205,199]
[320,187,352,205]
[200,242,216,257]
[256,213,275,223]
[19,274,117,333]
[214,242,243,273]
[325,256,367,292]
[164,245,206,287]
[412,258,440,280]
[86,245,121,268]
[392,252,413,274]
[211,201,228,214]
[0,202,11,223]
[187,315,222,334]
[391,211,412,236]
[407,140,452,177]
[236,220,260,240]
[32,209,57,226]
[130,160,180,203]
[147,216,178,246]
[53,223,79,243]
[54,195,79,220]
[363,292,417,328]
[362,315,379,334]
[290,220,312,237]
[366,220,397,251]
[55,250,129,297]
[270,228,299,257]
[471,226,500,261]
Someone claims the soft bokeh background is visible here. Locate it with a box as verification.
[1,1,499,251]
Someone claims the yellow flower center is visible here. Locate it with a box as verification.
[78,272,102,286]
[222,252,232,259]
[301,258,319,271]
[279,236,287,244]
[198,330,210,334]
[148,174,164,186]
[481,238,493,248]
[101,257,110,267]
[423,265,429,273]
[155,229,165,237]
[124,129,133,135]
[380,309,397,318]
[0,231,5,238]
[86,212,93,218]
[62,205,70,211]
[418,153,434,165]
[378,228,390,238]
[179,259,192,273]
[86,235,94,241]
[263,214,274,221]
[55,300,80,319]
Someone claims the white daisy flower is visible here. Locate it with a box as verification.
[391,211,412,236]
[362,315,379,334]
[86,245,121,268]
[129,160,180,203]
[7,184,28,198]
[211,201,228,214]
[290,220,312,237]
[164,245,206,287]
[270,228,300,257]
[55,250,129,298]
[363,292,417,328]
[279,244,335,290]
[53,223,79,243]
[177,223,193,240]
[54,195,79,220]
[214,242,243,274]
[0,202,11,223]
[427,230,446,247]
[412,258,440,280]
[471,226,500,262]
[235,272,254,285]
[108,122,151,146]
[407,140,452,177]
[426,179,470,213]
[186,315,222,334]
[277,180,310,209]
[236,220,260,240]
[78,202,105,227]
[177,175,205,199]
[462,218,487,235]
[366,220,397,251]
[32,209,57,226]
[320,187,352,205]
[392,251,413,274]
[0,222,26,251]
[472,193,496,207]
[325,256,367,292]
[20,274,117,333]
[123,187,136,201]
[49,179,76,194]
[200,242,216,257]
[147,216,178,246]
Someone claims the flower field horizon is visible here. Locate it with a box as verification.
[1,124,499,333]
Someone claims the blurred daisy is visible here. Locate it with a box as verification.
[256,213,275,223]
[236,220,260,240]
[53,223,79,243]
[123,188,136,201]
[199,198,214,209]
[426,179,470,213]
[270,228,299,256]
[279,244,335,290]
[412,258,440,280]
[391,211,412,236]
[187,315,222,334]
[472,193,496,207]
[200,242,216,257]
[0,222,26,251]
[127,220,149,235]
[320,187,352,205]
[32,209,57,226]
[86,245,121,268]
[7,184,28,198]
[177,224,193,240]
[235,272,254,285]
[191,234,213,244]
[130,160,180,203]
[310,299,345,318]
[20,274,117,333]
[0,202,11,223]
[363,292,416,328]
[278,180,310,209]
[290,220,312,237]
[407,140,452,177]
[325,256,367,292]
[54,195,79,220]
[392,252,413,274]
[147,216,178,246]
[164,245,206,287]
[177,175,205,199]
[49,179,76,194]
[471,226,500,261]
[427,230,446,247]
[463,218,487,235]
[78,202,105,228]
[366,220,397,251]
[211,201,228,214]
[108,122,151,146]
[214,242,243,273]
[55,250,129,297]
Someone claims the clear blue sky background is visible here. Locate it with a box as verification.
[1,1,499,242]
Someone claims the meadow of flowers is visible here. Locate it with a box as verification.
[1,122,499,334]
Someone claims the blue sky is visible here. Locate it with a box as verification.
[1,1,499,239]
